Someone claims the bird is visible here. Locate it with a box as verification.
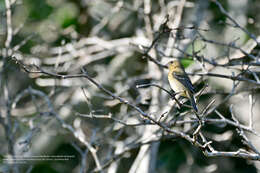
[167,60,198,112]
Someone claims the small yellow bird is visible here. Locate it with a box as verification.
[167,60,198,112]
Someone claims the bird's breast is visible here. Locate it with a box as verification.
[168,73,186,97]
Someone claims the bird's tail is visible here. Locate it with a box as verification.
[187,92,198,112]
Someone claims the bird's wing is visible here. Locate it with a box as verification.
[172,72,195,94]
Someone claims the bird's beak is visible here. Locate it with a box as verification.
[166,61,173,67]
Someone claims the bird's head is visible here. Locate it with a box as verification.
[167,60,181,71]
